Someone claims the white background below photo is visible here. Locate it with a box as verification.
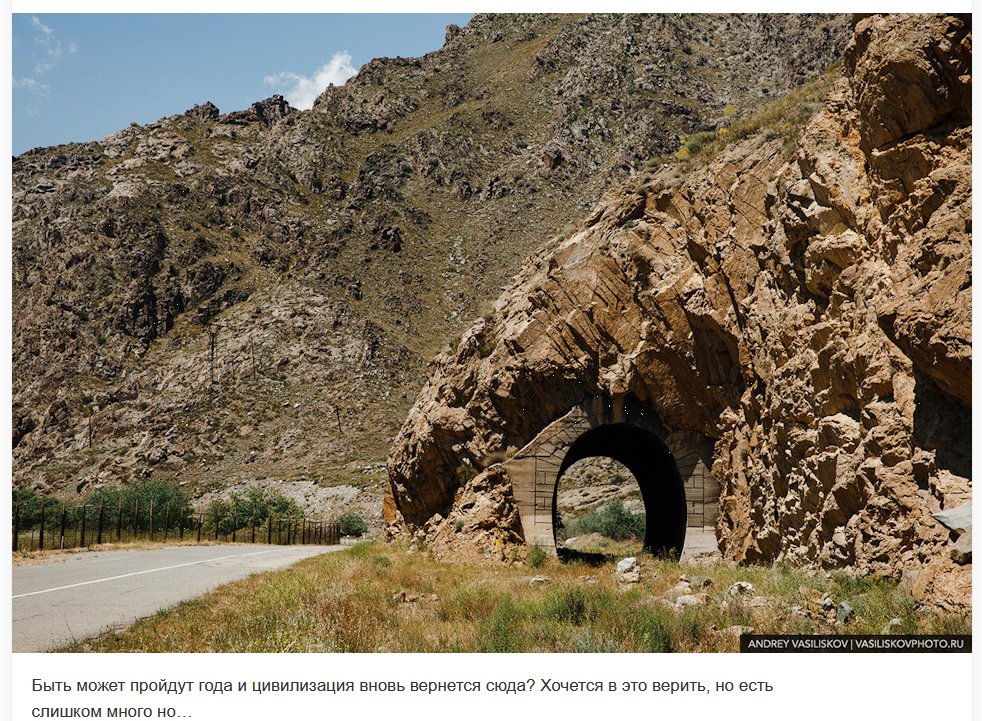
[11,652,975,718]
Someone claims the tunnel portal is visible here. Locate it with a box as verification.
[555,423,686,556]
[502,395,717,558]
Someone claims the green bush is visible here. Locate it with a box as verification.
[203,486,303,537]
[566,499,645,541]
[527,543,548,568]
[88,478,192,528]
[339,513,368,537]
[14,479,194,534]
[13,487,47,528]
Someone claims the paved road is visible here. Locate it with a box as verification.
[13,544,343,651]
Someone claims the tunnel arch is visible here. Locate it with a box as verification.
[553,423,687,556]
[502,394,717,558]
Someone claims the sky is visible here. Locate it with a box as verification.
[11,13,473,155]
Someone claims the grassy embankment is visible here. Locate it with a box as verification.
[62,541,968,653]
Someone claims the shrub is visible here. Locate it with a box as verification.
[527,543,548,568]
[339,513,368,537]
[454,462,477,485]
[477,597,524,652]
[86,478,193,531]
[14,479,196,536]
[566,499,645,541]
[543,586,590,624]
[203,486,303,537]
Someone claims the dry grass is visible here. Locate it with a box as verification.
[12,540,247,567]
[61,542,969,652]
[644,63,841,172]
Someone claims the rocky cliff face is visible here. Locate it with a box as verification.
[12,15,849,508]
[386,14,971,601]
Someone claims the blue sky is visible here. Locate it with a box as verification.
[12,14,473,155]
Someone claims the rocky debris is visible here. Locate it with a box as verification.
[407,466,525,563]
[934,501,972,535]
[615,556,640,583]
[881,617,903,634]
[722,625,753,638]
[385,15,971,607]
[525,575,550,586]
[837,601,855,623]
[561,533,611,551]
[950,533,972,565]
[675,594,707,608]
[727,582,756,597]
[670,575,694,595]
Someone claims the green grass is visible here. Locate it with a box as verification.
[58,542,969,653]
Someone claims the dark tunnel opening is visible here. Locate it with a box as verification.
[553,423,687,557]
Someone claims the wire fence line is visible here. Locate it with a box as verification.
[13,497,340,552]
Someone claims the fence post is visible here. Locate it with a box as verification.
[197,514,202,543]
[268,515,273,545]
[38,496,44,551]
[251,514,256,544]
[13,502,19,552]
[39,497,46,551]
[116,503,123,543]
[80,505,87,548]
[164,507,171,542]
[179,507,184,541]
[97,500,105,545]
[149,499,154,542]
[134,499,140,540]
[60,509,67,550]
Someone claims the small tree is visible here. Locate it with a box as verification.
[339,513,367,537]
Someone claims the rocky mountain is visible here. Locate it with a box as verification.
[12,14,850,516]
[386,14,971,605]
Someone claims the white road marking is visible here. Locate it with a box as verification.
[12,548,304,598]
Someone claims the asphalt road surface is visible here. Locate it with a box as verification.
[13,544,343,651]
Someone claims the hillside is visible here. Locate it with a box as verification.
[12,14,850,519]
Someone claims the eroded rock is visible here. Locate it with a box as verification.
[386,14,971,607]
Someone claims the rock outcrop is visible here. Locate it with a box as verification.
[386,14,971,602]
